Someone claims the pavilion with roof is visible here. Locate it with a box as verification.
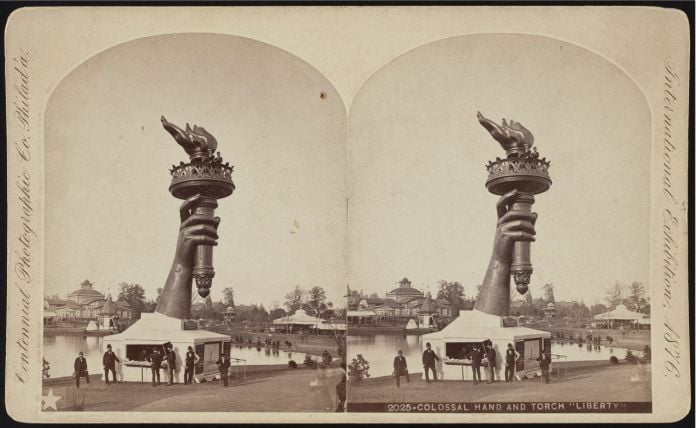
[593,304,647,328]
[97,295,120,331]
[416,292,438,329]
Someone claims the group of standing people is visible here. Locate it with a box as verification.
[468,343,503,384]
[390,342,552,387]
[73,344,202,388]
[145,345,178,386]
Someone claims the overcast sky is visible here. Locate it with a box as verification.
[347,34,650,305]
[44,32,650,310]
[45,34,346,309]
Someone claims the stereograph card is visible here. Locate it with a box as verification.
[4,5,691,423]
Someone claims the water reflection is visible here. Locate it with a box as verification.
[348,334,641,378]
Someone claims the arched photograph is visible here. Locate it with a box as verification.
[41,33,347,412]
[346,33,653,408]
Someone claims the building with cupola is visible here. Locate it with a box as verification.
[44,279,132,321]
[386,277,425,304]
[68,279,106,305]
[347,278,454,325]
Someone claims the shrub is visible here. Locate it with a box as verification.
[304,354,317,369]
[348,354,370,384]
[609,356,619,364]
[42,358,51,379]
[624,350,638,365]
[288,360,297,369]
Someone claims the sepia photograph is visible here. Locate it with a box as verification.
[346,33,653,411]
[4,5,691,424]
[40,33,347,412]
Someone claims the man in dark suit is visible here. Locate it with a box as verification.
[393,350,409,387]
[216,354,231,387]
[102,344,120,385]
[184,346,200,385]
[335,374,346,412]
[148,348,163,387]
[537,352,551,384]
[484,343,497,384]
[470,345,483,385]
[74,351,89,388]
[165,346,177,385]
[505,343,520,382]
[422,342,440,384]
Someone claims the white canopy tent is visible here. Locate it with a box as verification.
[593,305,647,328]
[272,309,323,333]
[103,312,231,383]
[422,310,551,381]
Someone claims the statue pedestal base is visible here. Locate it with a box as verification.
[422,310,551,382]
[103,312,231,383]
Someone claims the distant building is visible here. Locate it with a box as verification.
[97,295,122,331]
[223,306,236,323]
[348,278,456,323]
[357,297,385,310]
[386,277,424,304]
[544,302,557,319]
[68,279,105,305]
[44,280,131,321]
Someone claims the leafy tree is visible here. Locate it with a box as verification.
[155,287,163,304]
[605,282,624,309]
[626,282,648,313]
[304,286,328,317]
[269,307,287,320]
[436,280,466,311]
[556,300,591,321]
[284,285,306,313]
[590,303,608,316]
[142,299,157,313]
[524,290,533,310]
[368,292,379,298]
[542,283,555,303]
[222,287,235,307]
[234,303,269,325]
[348,354,370,384]
[117,282,147,319]
[321,308,336,320]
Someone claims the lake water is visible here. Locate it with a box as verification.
[43,335,310,378]
[348,335,642,378]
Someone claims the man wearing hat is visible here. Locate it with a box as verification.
[393,350,409,388]
[74,351,89,388]
[164,344,177,386]
[504,343,520,382]
[184,346,200,385]
[470,345,483,385]
[216,353,231,387]
[422,342,440,384]
[484,343,497,384]
[102,344,120,385]
[148,347,164,386]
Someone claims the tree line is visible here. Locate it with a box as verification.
[114,282,342,324]
[113,278,648,323]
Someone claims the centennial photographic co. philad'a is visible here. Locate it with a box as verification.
[5,6,690,424]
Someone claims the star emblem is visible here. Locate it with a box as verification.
[42,388,61,411]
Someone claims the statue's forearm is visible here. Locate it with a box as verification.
[474,256,511,316]
[156,262,193,319]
